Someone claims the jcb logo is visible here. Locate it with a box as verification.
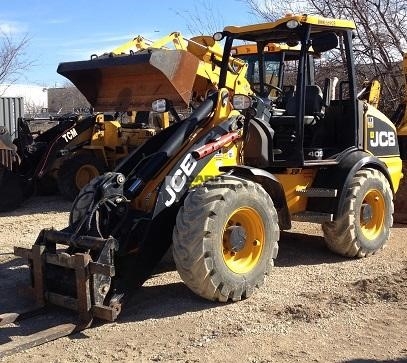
[369,131,396,147]
[62,128,78,143]
[164,153,197,207]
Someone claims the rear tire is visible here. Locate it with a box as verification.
[322,168,393,257]
[173,178,279,302]
[58,153,106,201]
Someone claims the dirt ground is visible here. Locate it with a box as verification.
[0,195,406,363]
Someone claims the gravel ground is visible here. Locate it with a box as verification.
[0,195,406,363]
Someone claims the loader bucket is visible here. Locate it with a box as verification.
[57,49,200,112]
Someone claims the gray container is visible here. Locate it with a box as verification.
[0,97,24,138]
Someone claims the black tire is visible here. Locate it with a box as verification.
[0,168,24,212]
[173,178,279,302]
[58,153,106,201]
[322,168,393,257]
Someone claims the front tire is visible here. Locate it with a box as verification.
[0,169,24,212]
[322,168,393,257]
[173,178,279,302]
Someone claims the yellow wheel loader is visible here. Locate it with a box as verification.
[54,32,250,200]
[0,31,249,208]
[1,14,402,356]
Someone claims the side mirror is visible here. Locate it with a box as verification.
[232,94,252,110]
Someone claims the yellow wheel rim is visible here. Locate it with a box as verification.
[360,189,385,240]
[75,164,99,190]
[222,207,265,274]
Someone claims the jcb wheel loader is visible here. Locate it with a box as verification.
[2,14,402,354]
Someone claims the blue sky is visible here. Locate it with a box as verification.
[0,0,260,87]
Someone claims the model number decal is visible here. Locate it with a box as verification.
[369,131,396,147]
[62,128,78,143]
[164,153,197,207]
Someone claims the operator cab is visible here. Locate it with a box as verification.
[216,17,360,169]
[232,44,317,116]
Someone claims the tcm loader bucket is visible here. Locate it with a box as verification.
[57,49,200,112]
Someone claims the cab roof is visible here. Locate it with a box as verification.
[223,14,356,42]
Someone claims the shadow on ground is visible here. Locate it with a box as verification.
[0,195,71,218]
[275,230,347,267]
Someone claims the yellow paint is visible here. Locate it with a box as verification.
[222,207,265,274]
[379,156,403,193]
[274,169,316,214]
[360,189,385,240]
[232,42,302,56]
[224,14,355,35]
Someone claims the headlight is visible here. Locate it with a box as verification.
[286,20,299,29]
[232,94,252,110]
[152,99,168,113]
[213,32,224,41]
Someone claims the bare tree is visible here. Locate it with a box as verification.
[247,0,407,113]
[0,32,31,88]
[245,0,311,22]
[173,0,232,35]
[24,100,47,118]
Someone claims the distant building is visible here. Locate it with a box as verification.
[47,87,90,115]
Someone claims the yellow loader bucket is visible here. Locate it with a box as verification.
[57,49,200,112]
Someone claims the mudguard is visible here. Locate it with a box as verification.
[308,150,394,219]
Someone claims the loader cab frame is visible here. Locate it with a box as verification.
[217,20,360,168]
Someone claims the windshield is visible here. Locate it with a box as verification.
[238,53,281,85]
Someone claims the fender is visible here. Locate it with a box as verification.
[308,150,393,219]
[219,165,291,230]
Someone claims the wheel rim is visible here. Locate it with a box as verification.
[75,164,100,190]
[222,207,265,274]
[360,188,385,240]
